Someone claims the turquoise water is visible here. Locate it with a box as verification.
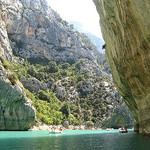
[0,130,150,150]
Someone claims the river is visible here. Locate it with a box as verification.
[0,129,150,150]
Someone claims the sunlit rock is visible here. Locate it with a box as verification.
[94,0,150,135]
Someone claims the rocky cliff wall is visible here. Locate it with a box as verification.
[93,0,150,135]
[0,0,36,130]
[0,59,35,130]
[1,0,101,66]
[0,0,12,60]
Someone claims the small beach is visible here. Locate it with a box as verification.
[29,124,103,131]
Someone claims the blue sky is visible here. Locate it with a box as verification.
[47,0,103,39]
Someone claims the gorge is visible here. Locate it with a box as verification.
[0,0,136,131]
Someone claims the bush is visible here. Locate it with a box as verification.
[38,90,49,100]
[28,66,37,77]
[84,73,90,79]
[75,60,84,70]
[3,61,11,69]
[0,56,5,64]
[77,75,85,81]
[68,115,79,125]
[61,62,70,69]
[60,103,69,117]
[0,56,10,69]
[7,74,18,85]
[86,121,94,127]
[47,61,58,73]
[61,70,68,76]
[53,111,63,125]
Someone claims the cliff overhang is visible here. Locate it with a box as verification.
[93,0,150,135]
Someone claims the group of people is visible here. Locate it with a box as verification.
[120,127,127,131]
[49,127,62,134]
[119,127,128,133]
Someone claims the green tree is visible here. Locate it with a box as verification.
[61,62,70,69]
[47,61,58,73]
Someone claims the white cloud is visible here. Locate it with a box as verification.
[47,0,103,39]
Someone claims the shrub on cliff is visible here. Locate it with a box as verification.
[0,56,10,69]
[7,74,18,85]
[38,90,49,101]
[0,56,5,64]
[75,60,83,70]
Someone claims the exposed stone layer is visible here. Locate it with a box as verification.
[20,76,47,93]
[94,0,150,134]
[102,103,135,128]
[0,0,101,66]
[0,1,12,60]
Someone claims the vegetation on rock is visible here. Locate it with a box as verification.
[11,57,125,127]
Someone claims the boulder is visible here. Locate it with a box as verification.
[20,76,47,92]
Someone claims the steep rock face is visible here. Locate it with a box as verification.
[94,0,150,134]
[0,0,36,130]
[102,103,135,128]
[0,60,35,130]
[0,1,12,60]
[1,0,101,66]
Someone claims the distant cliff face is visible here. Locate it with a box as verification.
[94,0,150,135]
[0,0,101,66]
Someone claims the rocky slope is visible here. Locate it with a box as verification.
[93,0,150,134]
[0,0,134,129]
[0,57,35,130]
[12,58,133,127]
[1,0,101,65]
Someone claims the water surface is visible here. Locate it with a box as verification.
[0,129,150,150]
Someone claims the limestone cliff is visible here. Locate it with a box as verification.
[0,58,35,130]
[0,1,12,60]
[0,0,36,130]
[93,0,150,135]
[1,0,101,66]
